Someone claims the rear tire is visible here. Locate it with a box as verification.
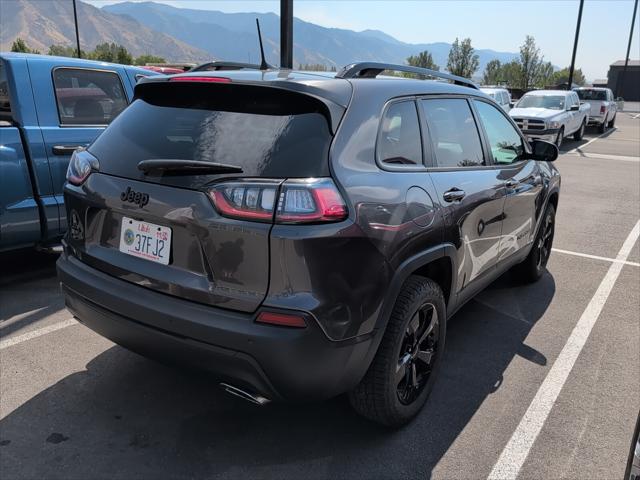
[348,276,446,427]
[555,127,564,149]
[573,120,585,141]
[599,118,607,133]
[608,114,616,128]
[512,204,555,283]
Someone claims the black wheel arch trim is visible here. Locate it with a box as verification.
[353,244,457,384]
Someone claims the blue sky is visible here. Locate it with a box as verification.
[87,0,640,80]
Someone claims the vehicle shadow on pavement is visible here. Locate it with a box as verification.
[0,251,64,332]
[0,272,555,480]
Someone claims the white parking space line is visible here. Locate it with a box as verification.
[565,129,614,154]
[0,318,77,351]
[552,247,640,267]
[563,152,640,162]
[488,219,640,480]
[632,113,640,119]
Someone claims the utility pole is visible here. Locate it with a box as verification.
[72,0,81,58]
[280,0,293,69]
[616,0,638,97]
[567,0,585,89]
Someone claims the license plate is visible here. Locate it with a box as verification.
[119,217,171,265]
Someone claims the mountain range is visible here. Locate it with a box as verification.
[1,0,519,75]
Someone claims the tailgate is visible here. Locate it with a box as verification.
[67,80,341,312]
[70,173,274,312]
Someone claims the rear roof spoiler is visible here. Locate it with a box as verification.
[134,77,347,135]
[336,62,479,90]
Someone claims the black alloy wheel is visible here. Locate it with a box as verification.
[396,302,439,405]
[536,207,555,270]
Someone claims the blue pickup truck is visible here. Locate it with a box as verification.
[0,53,156,252]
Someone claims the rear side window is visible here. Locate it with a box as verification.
[377,101,423,166]
[53,68,128,125]
[0,62,10,121]
[89,83,334,180]
[421,98,484,168]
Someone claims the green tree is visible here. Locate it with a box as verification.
[501,60,523,87]
[135,54,166,66]
[48,45,82,58]
[446,38,479,78]
[535,61,555,88]
[11,38,40,54]
[551,67,586,86]
[518,35,546,90]
[482,59,502,85]
[406,50,439,71]
[88,43,133,64]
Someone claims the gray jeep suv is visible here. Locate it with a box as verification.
[57,62,560,427]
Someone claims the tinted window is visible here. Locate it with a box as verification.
[0,62,10,121]
[89,89,333,181]
[576,89,607,101]
[474,100,524,165]
[421,98,484,168]
[378,101,422,165]
[53,68,127,125]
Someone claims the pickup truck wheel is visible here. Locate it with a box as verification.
[348,276,446,427]
[555,128,564,149]
[573,120,586,141]
[608,114,616,128]
[513,204,555,283]
[599,118,607,133]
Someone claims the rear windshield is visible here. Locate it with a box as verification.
[89,83,333,181]
[575,89,606,101]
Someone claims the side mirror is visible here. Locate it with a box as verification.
[570,104,580,111]
[529,139,558,162]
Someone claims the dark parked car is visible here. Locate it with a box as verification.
[57,63,560,426]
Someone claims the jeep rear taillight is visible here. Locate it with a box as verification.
[209,178,347,224]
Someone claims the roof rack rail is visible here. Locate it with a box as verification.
[335,62,478,90]
[190,61,263,73]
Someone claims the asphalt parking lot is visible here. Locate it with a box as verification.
[1,112,639,480]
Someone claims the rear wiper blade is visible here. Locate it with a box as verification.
[138,159,243,175]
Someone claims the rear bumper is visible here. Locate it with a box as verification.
[57,253,375,401]
[587,115,605,125]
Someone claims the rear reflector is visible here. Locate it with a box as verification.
[169,76,231,83]
[256,311,307,328]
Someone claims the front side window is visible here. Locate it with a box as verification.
[516,95,565,110]
[421,98,484,168]
[474,100,524,165]
[53,68,128,125]
[377,101,422,166]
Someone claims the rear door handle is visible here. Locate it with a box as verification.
[52,145,84,155]
[442,188,466,203]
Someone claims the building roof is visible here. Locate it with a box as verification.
[610,60,640,67]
